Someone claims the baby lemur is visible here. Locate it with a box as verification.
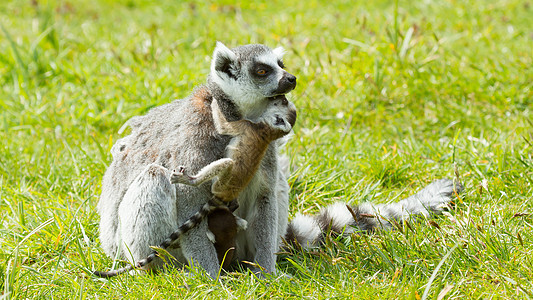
[93,95,296,277]
[171,95,297,200]
[171,95,296,269]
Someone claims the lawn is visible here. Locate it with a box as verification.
[1,0,532,298]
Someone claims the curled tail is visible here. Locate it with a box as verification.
[285,179,464,249]
[93,201,215,278]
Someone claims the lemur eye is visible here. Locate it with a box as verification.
[257,69,267,75]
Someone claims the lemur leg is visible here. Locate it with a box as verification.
[119,164,223,278]
[170,158,234,186]
[249,191,279,275]
[274,162,290,250]
[117,164,181,271]
[207,207,239,270]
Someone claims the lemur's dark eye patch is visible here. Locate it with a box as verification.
[277,60,285,69]
[253,63,273,76]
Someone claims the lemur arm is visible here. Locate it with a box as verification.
[170,158,234,186]
[212,98,252,136]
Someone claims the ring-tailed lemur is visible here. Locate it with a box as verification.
[96,42,296,278]
[93,95,297,277]
[95,42,463,279]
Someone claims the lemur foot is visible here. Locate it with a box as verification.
[170,166,193,185]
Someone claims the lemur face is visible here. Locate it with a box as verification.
[245,50,297,97]
[209,42,297,119]
[263,95,297,132]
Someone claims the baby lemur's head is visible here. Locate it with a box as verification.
[208,42,297,119]
[262,95,297,140]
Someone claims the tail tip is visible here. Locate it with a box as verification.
[92,270,114,278]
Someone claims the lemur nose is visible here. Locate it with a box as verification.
[286,74,296,83]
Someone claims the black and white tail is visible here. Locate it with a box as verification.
[284,179,464,249]
[92,201,216,278]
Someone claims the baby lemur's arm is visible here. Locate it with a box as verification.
[212,98,253,136]
[170,158,234,186]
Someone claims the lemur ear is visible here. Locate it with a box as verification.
[211,42,238,79]
[272,46,286,59]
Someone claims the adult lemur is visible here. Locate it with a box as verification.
[97,42,462,278]
[97,42,296,278]
[94,95,296,277]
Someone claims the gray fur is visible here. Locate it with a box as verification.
[94,198,234,278]
[285,179,464,249]
[96,42,295,278]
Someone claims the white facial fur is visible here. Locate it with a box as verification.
[210,42,289,120]
[260,98,296,133]
[255,51,286,84]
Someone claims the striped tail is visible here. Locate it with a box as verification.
[285,179,464,249]
[92,201,216,278]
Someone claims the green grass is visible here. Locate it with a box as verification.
[1,0,532,298]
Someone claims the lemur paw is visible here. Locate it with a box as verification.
[206,230,216,243]
[235,216,248,231]
[170,166,189,184]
